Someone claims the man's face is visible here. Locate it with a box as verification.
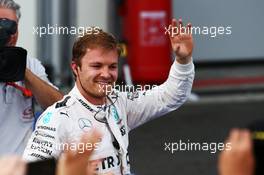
[0,7,18,46]
[73,48,118,101]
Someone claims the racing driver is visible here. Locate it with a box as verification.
[23,19,195,175]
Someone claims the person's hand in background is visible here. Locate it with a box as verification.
[0,156,26,175]
[218,129,255,175]
[56,130,101,175]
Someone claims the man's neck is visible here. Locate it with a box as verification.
[76,83,106,105]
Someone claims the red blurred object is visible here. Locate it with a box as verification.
[6,82,33,97]
[123,0,172,84]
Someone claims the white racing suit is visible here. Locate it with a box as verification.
[23,60,195,174]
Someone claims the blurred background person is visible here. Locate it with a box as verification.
[0,156,26,175]
[0,131,102,175]
[218,129,255,175]
[0,0,63,156]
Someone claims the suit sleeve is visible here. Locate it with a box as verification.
[125,59,195,130]
[22,107,69,162]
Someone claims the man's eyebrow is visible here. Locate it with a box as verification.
[88,62,118,66]
[89,62,102,65]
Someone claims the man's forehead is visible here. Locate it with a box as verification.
[85,48,118,57]
[82,48,118,64]
[0,7,18,22]
[86,47,117,53]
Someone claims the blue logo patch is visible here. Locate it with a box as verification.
[111,106,120,122]
[43,112,52,124]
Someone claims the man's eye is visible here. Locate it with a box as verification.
[110,65,117,69]
[91,65,101,68]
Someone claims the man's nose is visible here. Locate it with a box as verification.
[100,67,111,79]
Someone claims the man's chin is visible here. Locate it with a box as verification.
[97,85,113,95]
[95,90,111,97]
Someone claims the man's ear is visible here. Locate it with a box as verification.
[71,61,78,76]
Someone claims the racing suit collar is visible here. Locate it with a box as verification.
[70,84,107,111]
